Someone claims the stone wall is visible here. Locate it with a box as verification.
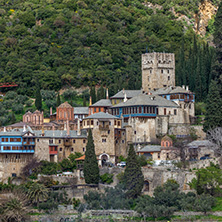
[168,124,206,139]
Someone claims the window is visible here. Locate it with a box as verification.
[12,173,16,177]
[73,140,75,143]
[60,148,62,151]
[71,148,74,151]
[108,130,110,134]
[97,121,99,125]
[168,76,170,80]
[161,69,163,73]
[167,70,170,74]
[122,140,125,143]
[55,147,57,151]
[99,108,101,112]
[174,109,177,115]
[87,121,89,125]
[59,140,61,144]
[37,139,39,142]
[83,148,85,152]
[139,107,142,113]
[164,108,167,115]
[102,139,106,142]
[83,140,86,143]
[49,139,53,144]
[150,69,152,74]
[166,153,169,159]
[94,108,96,112]
[156,108,159,115]
[158,153,160,159]
[91,120,93,125]
[134,131,136,135]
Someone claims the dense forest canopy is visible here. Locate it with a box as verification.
[0,0,216,97]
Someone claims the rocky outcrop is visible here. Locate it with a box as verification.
[195,0,218,36]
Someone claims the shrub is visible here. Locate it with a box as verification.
[100,173,113,184]
[12,103,23,114]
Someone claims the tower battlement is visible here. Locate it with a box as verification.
[142,52,175,92]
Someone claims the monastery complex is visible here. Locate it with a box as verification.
[0,52,197,180]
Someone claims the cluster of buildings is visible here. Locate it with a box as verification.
[0,52,198,180]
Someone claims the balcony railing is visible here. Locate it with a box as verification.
[0,150,34,153]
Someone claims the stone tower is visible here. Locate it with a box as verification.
[142,52,175,92]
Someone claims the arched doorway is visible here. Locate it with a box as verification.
[101,154,108,166]
[144,180,150,192]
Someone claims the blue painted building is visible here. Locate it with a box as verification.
[0,128,35,154]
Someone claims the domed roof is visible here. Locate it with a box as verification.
[58,102,73,109]
[161,135,172,142]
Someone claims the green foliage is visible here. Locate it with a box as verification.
[27,183,49,206]
[72,198,80,208]
[35,87,42,111]
[204,80,222,132]
[83,129,99,184]
[84,184,133,210]
[56,93,61,107]
[194,194,215,214]
[124,144,144,198]
[136,155,147,167]
[195,102,206,115]
[189,163,222,196]
[100,173,113,184]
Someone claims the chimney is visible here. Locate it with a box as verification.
[123,93,127,102]
[77,119,81,136]
[23,125,26,132]
[41,125,45,136]
[4,127,6,132]
[89,96,92,106]
[67,119,70,136]
[186,86,189,91]
[122,88,125,94]
[106,88,109,99]
[182,85,185,89]
[50,107,52,116]
[64,122,67,131]
[52,125,55,143]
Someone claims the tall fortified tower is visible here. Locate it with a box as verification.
[142,52,175,92]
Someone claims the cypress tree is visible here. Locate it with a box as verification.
[35,87,42,111]
[124,144,144,198]
[211,1,222,82]
[83,129,100,184]
[90,87,97,104]
[56,93,61,107]
[83,96,86,106]
[203,80,222,132]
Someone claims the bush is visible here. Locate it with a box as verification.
[100,173,113,184]
[41,90,56,101]
[4,91,18,100]
[25,100,33,107]
[137,155,147,167]
[12,104,23,114]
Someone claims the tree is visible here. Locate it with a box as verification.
[194,194,215,215]
[207,127,222,155]
[27,183,49,206]
[56,93,61,107]
[189,163,222,196]
[124,144,144,198]
[211,1,222,82]
[83,129,99,184]
[0,197,29,222]
[203,80,222,132]
[35,86,42,111]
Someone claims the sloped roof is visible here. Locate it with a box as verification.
[58,102,72,109]
[151,86,193,95]
[75,155,85,161]
[86,112,118,119]
[90,99,112,107]
[161,135,173,142]
[112,94,178,108]
[137,145,162,153]
[110,90,141,99]
[74,107,89,115]
[186,140,214,148]
[34,130,87,138]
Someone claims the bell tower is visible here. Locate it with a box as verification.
[142,52,175,92]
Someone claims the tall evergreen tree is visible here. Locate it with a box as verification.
[83,129,100,184]
[211,1,222,82]
[35,87,42,111]
[203,80,222,132]
[124,144,144,198]
[90,87,97,104]
[56,93,61,107]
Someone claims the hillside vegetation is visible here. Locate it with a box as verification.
[0,0,217,97]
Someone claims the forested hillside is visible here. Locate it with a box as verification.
[0,0,218,98]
